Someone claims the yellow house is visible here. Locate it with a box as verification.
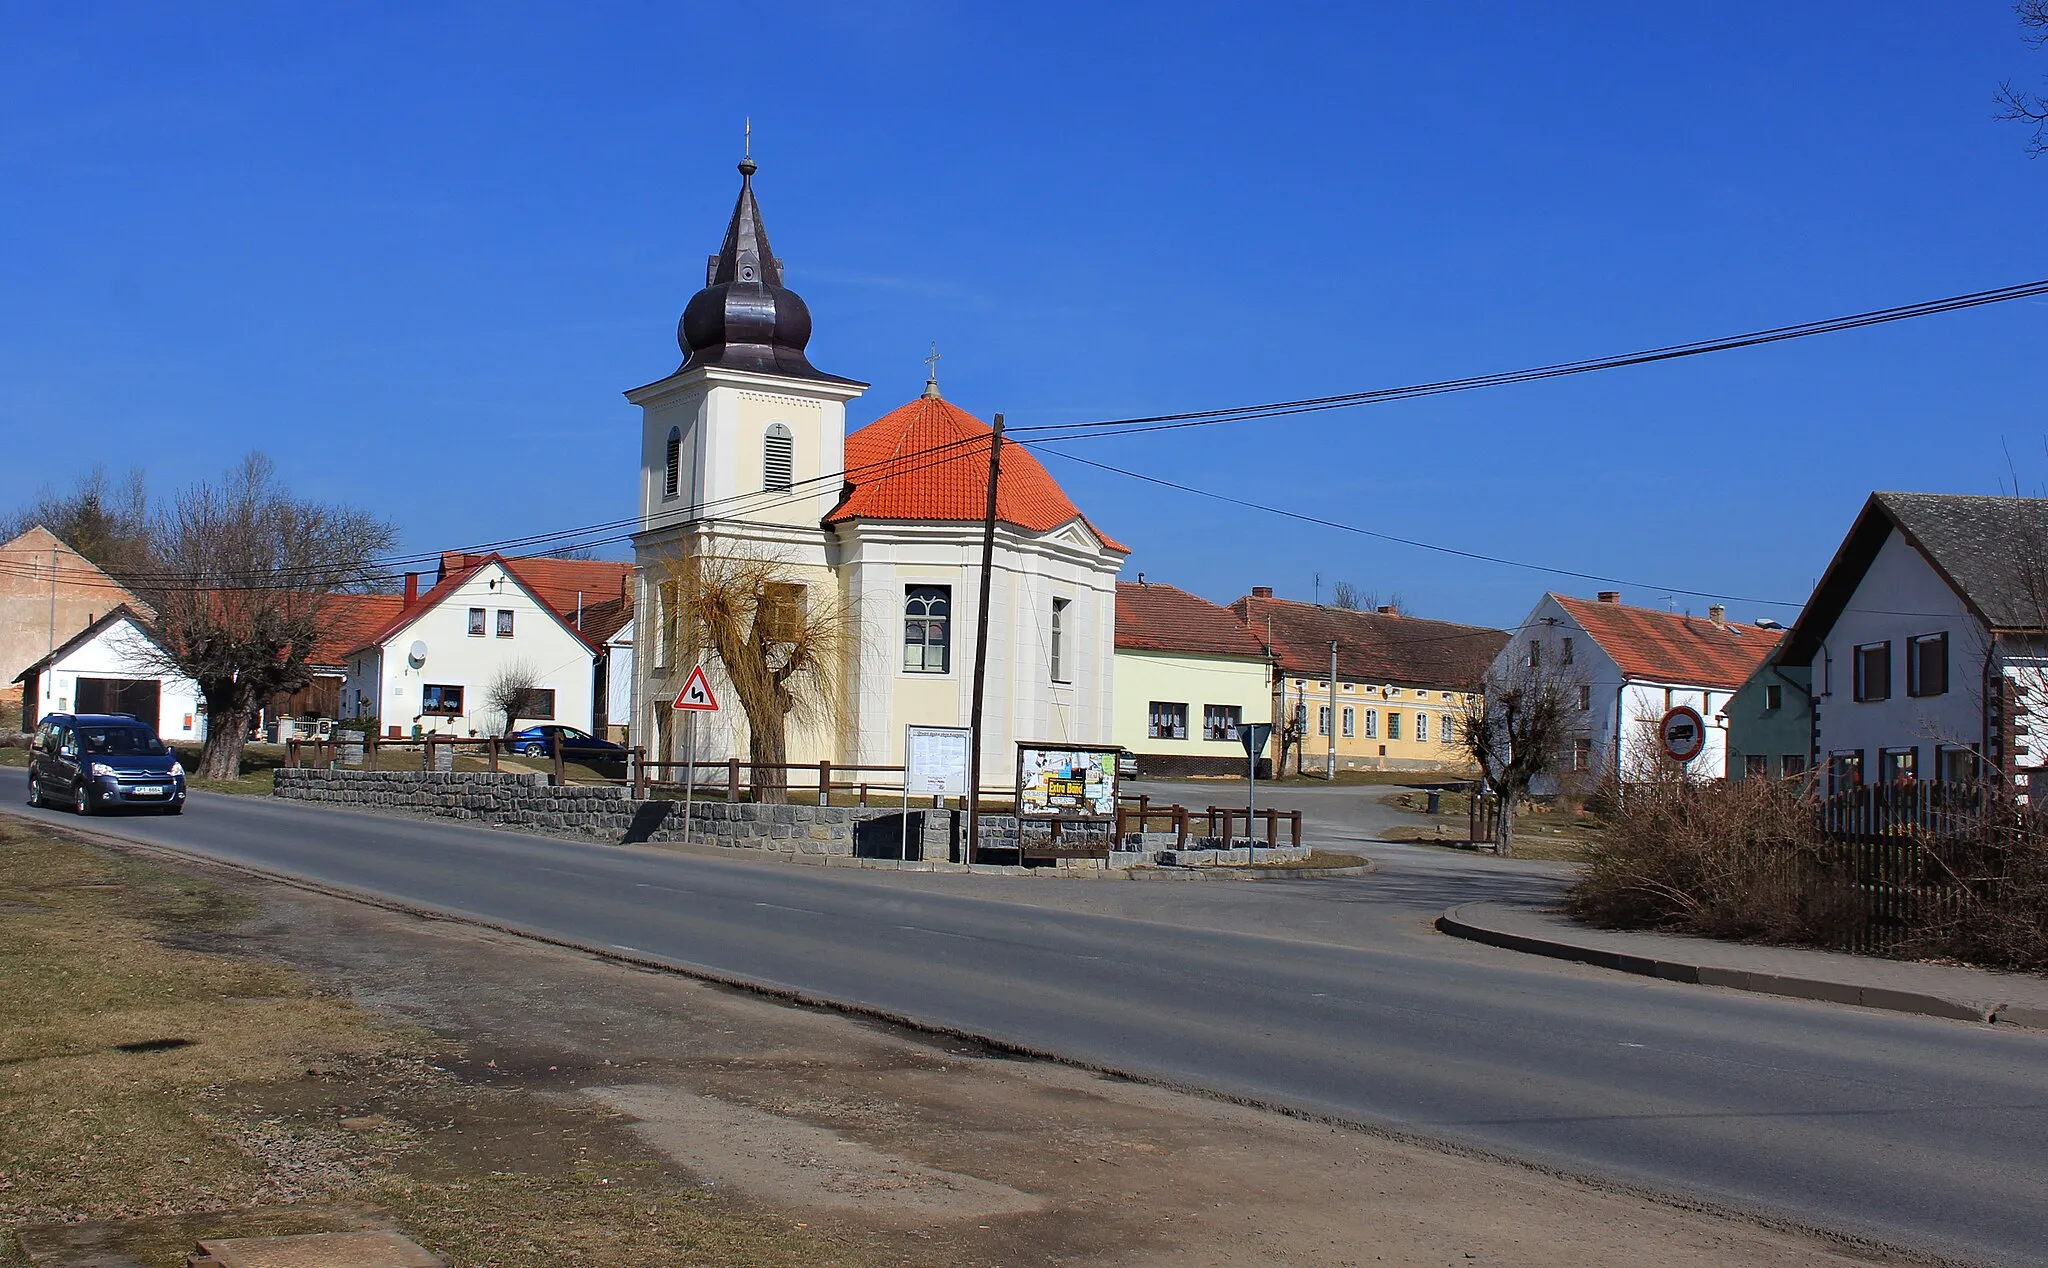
[1114,581,1273,776]
[1230,589,1509,773]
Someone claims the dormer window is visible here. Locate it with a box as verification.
[664,427,681,499]
[764,423,793,492]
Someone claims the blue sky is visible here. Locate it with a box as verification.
[3,2,2044,629]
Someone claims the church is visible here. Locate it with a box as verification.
[628,155,1127,784]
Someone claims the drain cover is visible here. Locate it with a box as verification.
[187,1231,441,1267]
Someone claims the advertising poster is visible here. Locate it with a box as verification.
[1015,743,1120,820]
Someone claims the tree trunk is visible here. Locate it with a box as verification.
[750,712,789,804]
[198,700,252,780]
[1495,788,1516,856]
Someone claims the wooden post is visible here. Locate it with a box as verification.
[1290,810,1302,847]
[1264,806,1278,847]
[1176,807,1189,850]
[728,757,741,803]
[632,747,645,799]
[366,733,379,771]
[487,736,499,773]
[552,739,566,787]
[421,736,433,772]
[287,738,300,770]
[819,759,831,807]
[965,413,1005,865]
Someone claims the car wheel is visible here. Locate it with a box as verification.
[73,782,94,816]
[521,744,543,757]
[27,774,44,808]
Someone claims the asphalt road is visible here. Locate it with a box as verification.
[6,768,2046,1267]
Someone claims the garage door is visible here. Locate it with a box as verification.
[74,678,162,734]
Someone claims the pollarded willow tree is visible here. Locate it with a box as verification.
[652,547,851,803]
[135,454,394,780]
[1457,657,1584,856]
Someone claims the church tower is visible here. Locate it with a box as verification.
[629,155,867,757]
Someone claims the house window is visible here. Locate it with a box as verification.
[507,687,556,722]
[1938,745,1979,783]
[468,608,486,636]
[1561,637,1574,666]
[903,586,951,673]
[1745,754,1769,777]
[1853,641,1891,701]
[1782,754,1807,778]
[1764,683,1782,711]
[496,609,514,638]
[1908,632,1949,698]
[1576,685,1591,711]
[1575,738,1594,772]
[1204,705,1241,741]
[1527,640,1541,667]
[1388,686,1402,697]
[1829,750,1864,793]
[1881,747,1917,784]
[421,684,464,716]
[1317,706,1332,737]
[1387,711,1403,741]
[1050,597,1069,683]
[1342,682,1355,693]
[1363,708,1378,738]
[1341,706,1355,738]
[763,422,793,492]
[1150,702,1188,740]
[1416,712,1429,743]
[1441,714,1457,745]
[663,427,681,499]
[761,583,804,643]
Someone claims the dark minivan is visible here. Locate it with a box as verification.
[27,713,187,815]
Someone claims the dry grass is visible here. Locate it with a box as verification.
[0,820,886,1266]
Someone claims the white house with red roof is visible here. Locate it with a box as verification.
[339,554,625,738]
[1491,591,1783,783]
[1114,580,1272,776]
[627,157,1127,778]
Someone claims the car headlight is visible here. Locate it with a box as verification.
[89,763,115,777]
[168,761,184,777]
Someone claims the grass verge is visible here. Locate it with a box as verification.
[0,817,876,1267]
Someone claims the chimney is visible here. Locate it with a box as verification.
[1376,604,1396,615]
[1708,603,1727,628]
[403,572,419,604]
[1252,586,1273,599]
[1596,590,1620,604]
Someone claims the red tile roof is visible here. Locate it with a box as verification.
[1552,594,1780,690]
[349,553,634,656]
[310,593,406,669]
[1117,582,1268,659]
[825,395,1129,552]
[1230,595,1509,691]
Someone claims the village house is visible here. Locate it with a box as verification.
[1774,492,2048,791]
[628,156,1125,780]
[1114,579,1272,776]
[1230,589,1505,773]
[1,526,155,722]
[13,605,203,742]
[1495,591,1782,784]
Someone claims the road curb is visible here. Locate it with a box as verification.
[1435,904,2028,1026]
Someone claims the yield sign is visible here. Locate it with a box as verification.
[671,663,721,712]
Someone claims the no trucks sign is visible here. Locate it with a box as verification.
[1659,705,1706,764]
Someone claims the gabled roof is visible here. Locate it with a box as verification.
[309,593,407,670]
[12,605,151,684]
[350,554,614,656]
[1,525,156,623]
[1230,595,1508,690]
[1552,594,1779,690]
[1117,582,1268,659]
[436,553,632,615]
[1780,492,2048,664]
[825,394,1129,553]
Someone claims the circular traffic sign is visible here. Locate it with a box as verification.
[1659,705,1706,764]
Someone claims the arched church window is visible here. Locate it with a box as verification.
[904,585,951,674]
[663,427,681,499]
[763,423,794,493]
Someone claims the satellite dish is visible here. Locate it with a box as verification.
[408,640,428,665]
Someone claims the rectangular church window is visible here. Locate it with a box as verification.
[904,585,951,674]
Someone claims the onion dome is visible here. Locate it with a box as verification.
[677,158,855,384]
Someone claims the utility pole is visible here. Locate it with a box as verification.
[966,414,1005,864]
[1326,641,1338,780]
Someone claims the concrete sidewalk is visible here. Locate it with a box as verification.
[1438,901,2048,1029]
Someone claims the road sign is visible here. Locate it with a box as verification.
[671,664,720,712]
[1239,722,1275,758]
[1659,705,1706,763]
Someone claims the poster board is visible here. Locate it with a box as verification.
[905,725,972,797]
[1015,742,1120,821]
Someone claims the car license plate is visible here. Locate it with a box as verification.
[130,786,166,797]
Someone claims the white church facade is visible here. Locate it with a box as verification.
[629,156,1126,784]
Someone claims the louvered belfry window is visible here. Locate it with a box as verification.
[663,427,681,499]
[764,423,794,492]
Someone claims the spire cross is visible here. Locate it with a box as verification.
[744,116,752,159]
[924,341,941,383]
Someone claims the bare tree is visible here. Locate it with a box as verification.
[1458,658,1582,856]
[135,454,394,780]
[1,465,154,581]
[1996,0,2048,156]
[653,546,849,803]
[1331,581,1368,611]
[483,660,544,736]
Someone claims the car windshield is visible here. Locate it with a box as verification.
[77,725,169,756]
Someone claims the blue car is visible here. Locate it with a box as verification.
[27,713,187,815]
[506,725,625,764]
